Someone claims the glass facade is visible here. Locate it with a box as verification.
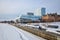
[20,15,41,21]
[41,8,46,16]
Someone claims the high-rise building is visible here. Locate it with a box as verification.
[41,8,46,16]
[34,8,41,16]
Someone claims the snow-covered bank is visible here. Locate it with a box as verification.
[26,22,60,35]
[17,22,60,35]
[39,22,60,35]
[0,23,45,40]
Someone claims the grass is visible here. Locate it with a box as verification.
[12,23,57,40]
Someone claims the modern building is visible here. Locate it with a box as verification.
[20,12,41,23]
[41,8,46,16]
[34,8,41,16]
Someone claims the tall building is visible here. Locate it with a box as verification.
[34,8,41,16]
[41,8,46,16]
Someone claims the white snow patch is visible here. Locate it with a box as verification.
[0,23,46,40]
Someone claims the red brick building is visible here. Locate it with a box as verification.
[42,13,60,22]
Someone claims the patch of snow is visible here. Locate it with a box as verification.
[39,22,60,35]
[0,23,46,40]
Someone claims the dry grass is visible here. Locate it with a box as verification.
[12,24,57,40]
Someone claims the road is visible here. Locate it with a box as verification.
[0,23,46,40]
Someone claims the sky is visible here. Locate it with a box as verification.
[0,0,60,21]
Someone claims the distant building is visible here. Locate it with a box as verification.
[20,13,41,23]
[27,12,34,15]
[41,8,46,16]
[34,8,41,16]
[42,13,60,22]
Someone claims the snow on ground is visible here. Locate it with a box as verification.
[39,22,60,35]
[18,22,60,35]
[0,23,46,40]
[15,25,46,40]
[27,22,60,35]
[45,22,60,35]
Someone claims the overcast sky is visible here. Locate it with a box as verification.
[0,0,60,21]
